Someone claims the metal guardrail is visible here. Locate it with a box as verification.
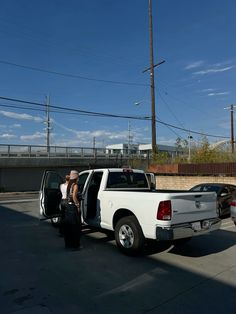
[0,144,150,159]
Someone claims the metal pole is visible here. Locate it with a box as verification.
[231,104,234,154]
[45,95,50,153]
[149,0,157,154]
[188,133,192,163]
[128,120,131,154]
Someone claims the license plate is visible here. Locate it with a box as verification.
[192,221,201,231]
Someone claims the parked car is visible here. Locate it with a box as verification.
[230,200,236,225]
[189,183,236,217]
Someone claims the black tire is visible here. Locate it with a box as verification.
[114,216,145,255]
[51,216,61,227]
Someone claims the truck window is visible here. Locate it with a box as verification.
[86,172,103,219]
[107,172,148,188]
[77,173,89,193]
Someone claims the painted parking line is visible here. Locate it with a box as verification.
[0,198,38,204]
[221,220,235,230]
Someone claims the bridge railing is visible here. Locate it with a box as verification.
[0,144,150,159]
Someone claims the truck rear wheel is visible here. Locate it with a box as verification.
[114,216,145,255]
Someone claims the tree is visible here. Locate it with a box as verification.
[175,137,188,152]
[191,136,220,163]
[152,151,170,164]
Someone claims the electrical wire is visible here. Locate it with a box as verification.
[0,95,229,139]
[158,90,186,129]
[0,60,148,87]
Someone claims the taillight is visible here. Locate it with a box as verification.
[231,201,236,206]
[157,200,172,220]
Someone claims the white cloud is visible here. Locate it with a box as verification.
[0,110,43,122]
[194,66,233,75]
[52,127,149,147]
[12,123,21,128]
[53,120,130,141]
[208,92,230,97]
[185,61,204,70]
[78,130,128,141]
[202,88,214,92]
[0,133,17,139]
[20,132,45,141]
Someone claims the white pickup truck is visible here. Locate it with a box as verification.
[40,168,221,255]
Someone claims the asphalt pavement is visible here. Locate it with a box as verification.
[0,196,235,314]
[0,191,39,201]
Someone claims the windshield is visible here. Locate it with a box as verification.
[191,185,221,194]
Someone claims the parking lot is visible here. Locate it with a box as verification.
[0,195,236,314]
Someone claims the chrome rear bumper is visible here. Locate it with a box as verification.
[156,218,221,241]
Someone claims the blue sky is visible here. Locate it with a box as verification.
[0,0,235,148]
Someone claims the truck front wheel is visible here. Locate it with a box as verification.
[114,216,145,255]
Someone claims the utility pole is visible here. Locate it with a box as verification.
[142,1,165,155]
[128,120,133,154]
[45,95,51,153]
[224,104,235,154]
[93,136,96,149]
[149,0,157,154]
[188,132,193,163]
[231,104,234,154]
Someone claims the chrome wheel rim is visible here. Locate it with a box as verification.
[119,224,134,248]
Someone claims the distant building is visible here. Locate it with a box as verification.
[106,143,182,158]
[106,143,138,155]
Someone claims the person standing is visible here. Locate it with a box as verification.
[59,174,70,236]
[63,170,82,250]
[60,174,70,200]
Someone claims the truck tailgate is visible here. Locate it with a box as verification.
[168,192,217,224]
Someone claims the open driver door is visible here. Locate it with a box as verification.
[39,170,63,220]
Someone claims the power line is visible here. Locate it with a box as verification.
[0,95,229,139]
[155,118,228,139]
[0,96,151,120]
[156,114,182,138]
[0,102,102,117]
[158,91,186,129]
[0,60,148,87]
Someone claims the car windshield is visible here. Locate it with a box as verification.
[191,185,221,194]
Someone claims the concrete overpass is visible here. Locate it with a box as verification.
[0,144,149,192]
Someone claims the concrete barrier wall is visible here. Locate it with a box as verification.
[156,175,236,190]
[2,156,236,192]
[0,157,149,192]
[0,167,76,192]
